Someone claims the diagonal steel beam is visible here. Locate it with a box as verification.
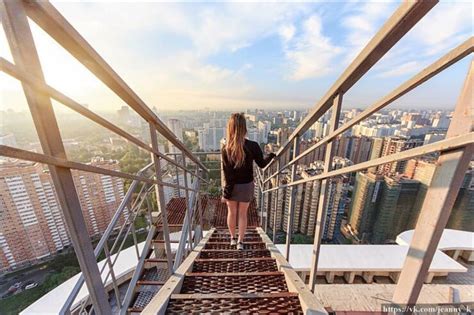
[392,59,474,307]
[0,1,111,313]
[264,0,438,172]
[21,0,207,171]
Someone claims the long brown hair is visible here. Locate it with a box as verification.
[225,113,247,168]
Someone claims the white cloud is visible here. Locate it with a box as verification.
[342,1,396,64]
[408,2,472,56]
[282,14,342,81]
[377,61,421,78]
[39,1,311,109]
[370,2,472,79]
[279,24,296,43]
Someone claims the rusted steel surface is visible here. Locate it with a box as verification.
[165,225,303,314]
[181,273,288,294]
[204,242,267,250]
[193,257,278,273]
[166,294,302,314]
[155,196,209,225]
[199,249,271,259]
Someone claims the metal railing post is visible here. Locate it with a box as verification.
[259,170,265,228]
[309,93,342,292]
[149,124,174,272]
[272,158,281,243]
[103,243,121,306]
[174,153,181,197]
[285,136,301,260]
[0,2,111,313]
[181,151,194,249]
[392,60,474,307]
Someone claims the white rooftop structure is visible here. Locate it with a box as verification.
[275,244,467,273]
[397,229,474,251]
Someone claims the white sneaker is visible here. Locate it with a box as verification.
[237,242,244,250]
[230,238,237,246]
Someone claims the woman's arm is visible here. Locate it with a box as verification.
[221,149,235,199]
[253,142,276,168]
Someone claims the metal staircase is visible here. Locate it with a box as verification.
[124,193,210,314]
[141,202,328,314]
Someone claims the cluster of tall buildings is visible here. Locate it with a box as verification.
[261,108,472,245]
[346,159,474,244]
[0,158,126,272]
[196,116,272,151]
[266,158,352,243]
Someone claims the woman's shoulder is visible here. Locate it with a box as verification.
[244,138,259,147]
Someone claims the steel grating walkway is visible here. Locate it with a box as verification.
[165,227,303,314]
[142,199,326,314]
[158,200,305,314]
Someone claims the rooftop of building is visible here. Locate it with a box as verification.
[275,244,467,274]
[397,229,474,251]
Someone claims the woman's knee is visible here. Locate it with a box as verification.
[238,202,250,212]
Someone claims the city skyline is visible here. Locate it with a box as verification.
[1,1,472,112]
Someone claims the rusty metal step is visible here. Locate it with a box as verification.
[192,257,278,273]
[181,272,287,294]
[204,242,266,250]
[212,229,259,233]
[199,249,271,259]
[209,235,262,241]
[166,292,302,314]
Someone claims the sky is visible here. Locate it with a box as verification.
[0,0,472,113]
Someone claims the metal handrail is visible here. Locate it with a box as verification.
[20,1,206,171]
[262,132,473,193]
[173,176,201,270]
[262,38,473,184]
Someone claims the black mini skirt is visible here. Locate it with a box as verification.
[228,181,254,202]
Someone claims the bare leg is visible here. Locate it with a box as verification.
[226,200,238,239]
[237,202,250,243]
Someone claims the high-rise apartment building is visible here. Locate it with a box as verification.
[406,159,474,232]
[349,172,420,244]
[322,175,350,242]
[166,119,184,153]
[371,175,420,244]
[348,172,383,243]
[368,137,383,173]
[197,126,225,151]
[348,161,473,245]
[270,163,349,243]
[0,158,125,272]
[377,137,423,175]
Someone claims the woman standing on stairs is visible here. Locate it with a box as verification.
[221,113,275,250]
